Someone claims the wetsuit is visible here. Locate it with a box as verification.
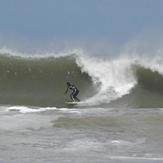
[69,85,80,101]
[65,83,80,102]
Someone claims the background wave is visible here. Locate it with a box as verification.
[109,64,163,108]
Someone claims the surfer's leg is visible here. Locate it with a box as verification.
[70,92,75,101]
[74,97,80,102]
[73,90,80,102]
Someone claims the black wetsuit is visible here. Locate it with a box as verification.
[66,84,80,102]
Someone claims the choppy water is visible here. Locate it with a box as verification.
[0,106,163,163]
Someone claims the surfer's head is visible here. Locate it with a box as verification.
[67,82,71,86]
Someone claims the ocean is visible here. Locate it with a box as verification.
[0,49,163,163]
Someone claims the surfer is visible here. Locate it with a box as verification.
[64,82,80,102]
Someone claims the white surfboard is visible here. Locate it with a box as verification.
[65,101,79,105]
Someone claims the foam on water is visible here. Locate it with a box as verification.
[6,106,57,113]
[76,55,136,105]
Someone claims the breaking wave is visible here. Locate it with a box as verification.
[0,49,163,107]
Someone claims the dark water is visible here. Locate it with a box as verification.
[0,54,94,107]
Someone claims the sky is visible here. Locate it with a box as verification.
[0,0,163,52]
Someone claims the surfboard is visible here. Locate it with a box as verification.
[65,101,79,105]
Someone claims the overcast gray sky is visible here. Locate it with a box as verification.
[0,0,163,51]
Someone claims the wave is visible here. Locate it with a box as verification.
[0,50,163,107]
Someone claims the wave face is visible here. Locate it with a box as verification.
[0,54,94,107]
[0,51,163,107]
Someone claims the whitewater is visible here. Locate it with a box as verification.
[0,49,163,163]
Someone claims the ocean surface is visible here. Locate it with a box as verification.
[0,50,163,162]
